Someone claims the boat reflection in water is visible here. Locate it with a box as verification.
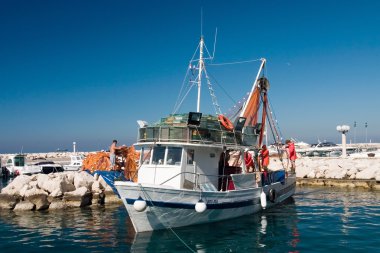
[0,199,299,252]
[128,197,300,252]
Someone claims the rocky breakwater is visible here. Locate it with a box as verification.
[291,157,380,190]
[0,171,121,211]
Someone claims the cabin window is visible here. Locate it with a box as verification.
[14,157,25,166]
[140,147,152,164]
[7,159,12,164]
[152,146,166,165]
[166,147,182,165]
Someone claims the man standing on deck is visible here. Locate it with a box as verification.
[286,139,297,174]
[259,145,270,184]
[110,140,122,170]
[244,148,254,173]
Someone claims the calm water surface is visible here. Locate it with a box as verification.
[0,179,379,252]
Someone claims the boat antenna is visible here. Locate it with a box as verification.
[200,7,203,37]
[197,36,204,112]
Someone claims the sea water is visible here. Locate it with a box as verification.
[0,180,379,252]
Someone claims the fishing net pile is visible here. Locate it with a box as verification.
[82,146,139,182]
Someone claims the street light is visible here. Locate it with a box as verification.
[336,125,350,157]
[365,122,368,143]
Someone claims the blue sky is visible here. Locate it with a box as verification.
[1,0,379,153]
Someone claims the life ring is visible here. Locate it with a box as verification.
[218,114,234,131]
[268,188,276,203]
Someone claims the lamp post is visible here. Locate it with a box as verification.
[73,142,76,153]
[354,121,356,144]
[336,125,350,157]
[365,122,368,143]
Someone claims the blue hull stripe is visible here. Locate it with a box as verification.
[126,198,259,209]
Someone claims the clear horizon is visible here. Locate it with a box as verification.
[1,0,379,153]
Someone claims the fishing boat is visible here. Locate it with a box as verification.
[63,154,84,171]
[115,35,296,232]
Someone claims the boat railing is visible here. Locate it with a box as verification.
[138,126,258,146]
[159,171,268,191]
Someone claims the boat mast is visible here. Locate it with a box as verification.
[197,36,204,112]
[240,58,266,117]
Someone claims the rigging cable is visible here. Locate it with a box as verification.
[209,58,262,66]
[172,43,200,114]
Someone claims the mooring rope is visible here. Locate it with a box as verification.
[138,184,196,253]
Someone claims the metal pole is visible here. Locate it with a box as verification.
[240,58,266,117]
[365,122,368,143]
[342,132,347,158]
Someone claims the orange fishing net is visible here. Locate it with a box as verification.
[82,146,140,182]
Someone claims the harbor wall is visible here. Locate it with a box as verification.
[270,157,380,190]
[0,171,121,211]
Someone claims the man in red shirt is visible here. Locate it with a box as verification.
[259,145,270,185]
[260,145,270,171]
[244,148,254,173]
[286,139,297,174]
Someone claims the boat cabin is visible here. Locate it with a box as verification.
[135,113,262,190]
[4,154,27,176]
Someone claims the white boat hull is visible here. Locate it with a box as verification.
[115,176,296,232]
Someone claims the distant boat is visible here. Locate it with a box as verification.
[2,154,63,177]
[115,35,295,232]
[56,148,68,152]
[63,154,84,171]
[349,147,380,158]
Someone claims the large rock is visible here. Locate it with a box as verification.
[24,187,50,210]
[19,184,34,197]
[36,174,50,190]
[14,200,35,211]
[1,175,32,195]
[356,167,378,180]
[64,171,76,185]
[37,173,75,196]
[63,186,91,207]
[49,199,67,209]
[104,185,122,204]
[74,171,95,190]
[91,181,103,194]
[0,193,20,209]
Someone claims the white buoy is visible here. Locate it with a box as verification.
[195,200,207,213]
[260,191,267,209]
[133,197,147,212]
